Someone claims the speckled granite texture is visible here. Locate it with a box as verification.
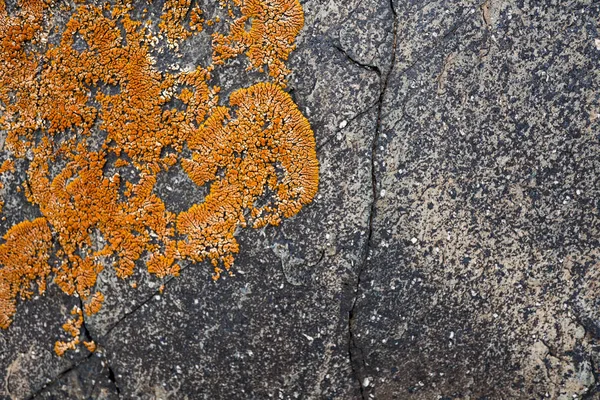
[1,0,600,399]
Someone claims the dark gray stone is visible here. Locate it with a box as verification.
[352,1,600,399]
[2,0,600,399]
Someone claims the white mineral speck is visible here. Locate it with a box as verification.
[302,333,314,341]
[339,120,348,129]
[411,237,418,244]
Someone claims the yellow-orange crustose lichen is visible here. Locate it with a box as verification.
[0,0,318,355]
[213,0,304,86]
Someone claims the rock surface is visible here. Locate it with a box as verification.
[1,0,600,399]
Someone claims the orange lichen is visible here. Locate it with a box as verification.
[54,306,84,356]
[0,218,53,329]
[159,0,197,48]
[83,340,96,353]
[62,307,84,337]
[212,0,305,86]
[177,82,318,276]
[0,0,317,356]
[84,291,105,316]
[54,339,79,357]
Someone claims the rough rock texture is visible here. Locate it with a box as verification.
[1,0,600,399]
[352,1,600,399]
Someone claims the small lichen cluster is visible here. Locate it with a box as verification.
[0,0,318,355]
[212,0,305,86]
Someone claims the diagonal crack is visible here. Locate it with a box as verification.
[77,297,121,396]
[384,4,484,88]
[317,100,379,152]
[332,43,382,76]
[105,364,121,396]
[100,289,160,340]
[24,264,194,399]
[24,356,94,400]
[24,296,124,399]
[183,0,196,24]
[101,261,192,340]
[347,0,398,399]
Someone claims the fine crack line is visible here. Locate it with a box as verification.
[277,249,325,287]
[377,4,487,136]
[78,297,93,343]
[347,0,398,398]
[316,101,379,152]
[389,5,483,83]
[77,297,122,396]
[183,0,196,23]
[106,364,121,396]
[26,275,177,400]
[102,261,192,339]
[101,290,158,339]
[46,266,196,398]
[24,354,94,400]
[24,281,96,399]
[25,297,124,399]
[332,43,382,76]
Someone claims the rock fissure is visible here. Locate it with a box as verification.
[105,363,121,396]
[24,355,94,400]
[316,101,379,152]
[101,264,192,340]
[332,43,382,76]
[347,0,398,397]
[391,5,483,84]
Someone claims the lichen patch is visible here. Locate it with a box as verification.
[0,0,317,355]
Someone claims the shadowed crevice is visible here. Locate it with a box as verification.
[346,0,398,398]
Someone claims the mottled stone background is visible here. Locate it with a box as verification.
[1,0,600,399]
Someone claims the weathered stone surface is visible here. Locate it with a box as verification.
[352,1,600,399]
[1,0,600,399]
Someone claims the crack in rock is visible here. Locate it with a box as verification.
[347,0,399,398]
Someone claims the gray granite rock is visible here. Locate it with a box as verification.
[1,0,599,399]
[352,0,600,399]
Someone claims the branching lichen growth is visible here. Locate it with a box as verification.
[0,0,317,355]
[212,0,305,86]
